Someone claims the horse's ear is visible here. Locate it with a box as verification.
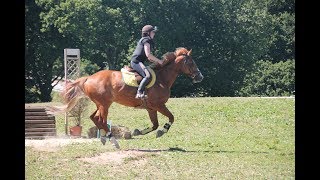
[187,49,192,56]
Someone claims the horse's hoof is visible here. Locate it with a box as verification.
[110,136,120,149]
[100,136,107,145]
[156,130,164,138]
[132,129,142,136]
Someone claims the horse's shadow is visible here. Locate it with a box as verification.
[125,147,269,154]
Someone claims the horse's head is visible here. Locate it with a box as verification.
[174,48,203,83]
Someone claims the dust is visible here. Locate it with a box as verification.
[25,137,99,152]
[25,137,159,166]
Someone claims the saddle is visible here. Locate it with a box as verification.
[120,65,156,88]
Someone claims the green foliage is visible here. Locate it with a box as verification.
[37,0,132,69]
[26,0,295,102]
[237,59,295,96]
[80,58,100,76]
[26,0,70,102]
[25,85,41,103]
[68,98,90,126]
[264,10,295,62]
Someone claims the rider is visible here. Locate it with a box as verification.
[130,25,163,99]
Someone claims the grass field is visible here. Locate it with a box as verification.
[25,97,295,179]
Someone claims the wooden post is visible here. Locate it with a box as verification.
[64,48,80,135]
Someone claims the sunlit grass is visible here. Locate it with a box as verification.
[26,97,295,179]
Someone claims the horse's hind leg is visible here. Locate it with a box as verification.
[132,109,159,136]
[90,109,104,129]
[90,102,120,148]
[155,105,174,138]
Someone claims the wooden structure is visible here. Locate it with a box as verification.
[25,106,56,139]
[64,48,81,135]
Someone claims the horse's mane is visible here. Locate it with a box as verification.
[161,52,175,64]
[174,47,189,57]
[153,47,188,70]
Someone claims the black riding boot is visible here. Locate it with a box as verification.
[136,77,150,99]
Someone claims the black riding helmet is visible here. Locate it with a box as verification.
[142,25,158,33]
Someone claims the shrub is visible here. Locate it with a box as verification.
[68,97,90,126]
[237,59,295,96]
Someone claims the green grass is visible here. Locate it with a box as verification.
[25,97,295,179]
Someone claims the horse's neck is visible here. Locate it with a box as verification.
[157,61,180,88]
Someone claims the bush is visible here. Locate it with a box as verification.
[51,90,89,126]
[68,97,90,126]
[237,59,295,96]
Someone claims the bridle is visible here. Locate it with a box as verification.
[181,54,201,79]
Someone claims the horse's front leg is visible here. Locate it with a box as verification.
[155,105,174,138]
[132,109,159,136]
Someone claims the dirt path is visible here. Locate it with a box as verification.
[25,137,159,165]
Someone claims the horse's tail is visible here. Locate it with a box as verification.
[47,77,88,115]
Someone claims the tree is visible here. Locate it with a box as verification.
[26,0,66,102]
[25,0,295,101]
[237,60,295,96]
[264,0,295,62]
[38,0,132,70]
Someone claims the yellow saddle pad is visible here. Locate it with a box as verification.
[121,66,156,88]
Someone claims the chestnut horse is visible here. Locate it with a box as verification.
[52,47,203,148]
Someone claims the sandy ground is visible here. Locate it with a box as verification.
[25,137,159,165]
[79,150,148,165]
[25,137,99,152]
